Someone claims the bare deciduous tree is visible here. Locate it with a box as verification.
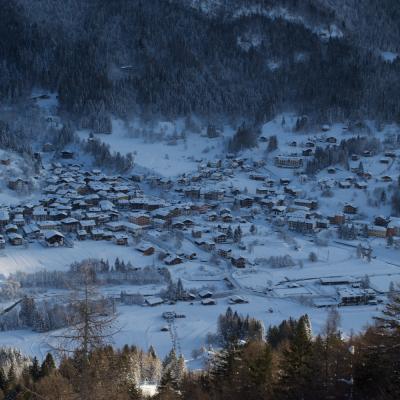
[51,263,118,397]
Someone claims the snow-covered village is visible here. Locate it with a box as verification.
[0,108,399,368]
[1,1,400,399]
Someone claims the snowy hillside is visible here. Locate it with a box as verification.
[180,0,343,40]
[78,118,235,177]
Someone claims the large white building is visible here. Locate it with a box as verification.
[274,155,303,168]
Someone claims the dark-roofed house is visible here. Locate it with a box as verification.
[61,217,79,233]
[8,232,23,246]
[61,151,74,159]
[8,178,29,191]
[77,229,88,240]
[91,228,105,240]
[136,243,155,256]
[343,204,358,215]
[22,223,40,239]
[164,255,183,266]
[115,233,129,246]
[231,256,246,268]
[44,230,64,246]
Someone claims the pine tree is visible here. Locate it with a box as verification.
[148,345,157,359]
[161,348,186,391]
[388,281,397,301]
[277,316,314,399]
[353,293,400,398]
[209,346,237,396]
[30,357,41,382]
[127,381,142,400]
[356,243,362,258]
[174,355,186,384]
[145,346,162,384]
[40,353,56,378]
[157,369,178,399]
[19,296,36,327]
[354,325,400,399]
[325,307,341,336]
[241,341,273,399]
[176,279,184,300]
[0,368,7,392]
[267,135,278,152]
[234,226,242,243]
[6,365,16,390]
[166,281,177,301]
[115,257,121,272]
[360,274,370,289]
[227,226,233,240]
[375,289,400,331]
[309,335,327,396]
[300,314,313,339]
[162,349,177,372]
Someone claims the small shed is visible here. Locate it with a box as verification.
[164,255,183,266]
[145,297,164,307]
[201,298,216,306]
[199,290,213,299]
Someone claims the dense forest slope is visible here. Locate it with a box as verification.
[1,0,400,131]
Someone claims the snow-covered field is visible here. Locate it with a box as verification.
[0,293,381,367]
[0,228,393,365]
[0,241,152,276]
[77,118,233,177]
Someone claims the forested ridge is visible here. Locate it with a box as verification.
[1,0,400,131]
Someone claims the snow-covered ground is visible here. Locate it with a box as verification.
[0,149,42,206]
[77,118,233,177]
[0,292,381,367]
[0,227,393,365]
[0,240,158,276]
[380,51,399,63]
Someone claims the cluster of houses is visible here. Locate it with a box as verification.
[147,143,399,245]
[272,134,340,169]
[268,186,400,240]
[318,277,378,306]
[0,159,257,270]
[121,289,250,308]
[2,126,397,318]
[0,138,397,267]
[0,163,163,248]
[258,149,399,240]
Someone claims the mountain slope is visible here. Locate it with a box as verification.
[180,0,400,52]
[0,0,399,129]
[319,0,400,52]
